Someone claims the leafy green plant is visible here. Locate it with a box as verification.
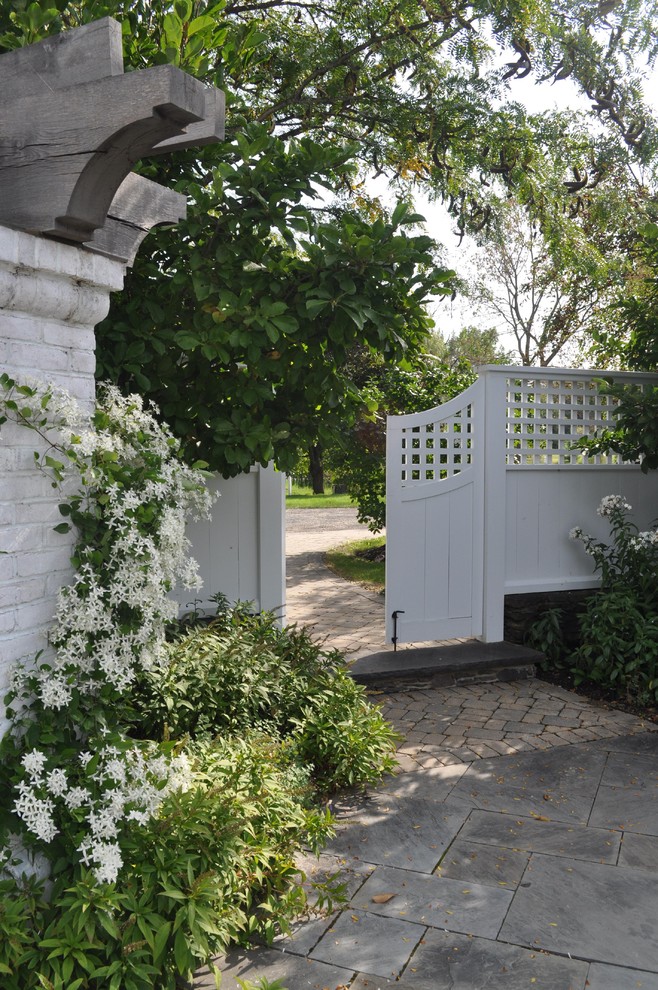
[569,495,658,701]
[1,380,375,989]
[124,609,399,793]
[526,607,567,669]
[289,678,399,791]
[0,734,333,990]
[572,591,658,702]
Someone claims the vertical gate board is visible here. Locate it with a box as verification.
[423,495,450,620]
[386,379,484,643]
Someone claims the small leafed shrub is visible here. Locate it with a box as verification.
[124,609,400,793]
[526,607,567,669]
[569,495,658,702]
[0,734,333,990]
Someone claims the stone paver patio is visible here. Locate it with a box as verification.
[193,508,658,990]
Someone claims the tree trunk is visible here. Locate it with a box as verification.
[309,443,324,494]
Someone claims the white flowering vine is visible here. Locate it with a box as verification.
[0,375,213,884]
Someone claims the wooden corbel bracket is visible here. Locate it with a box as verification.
[0,17,225,263]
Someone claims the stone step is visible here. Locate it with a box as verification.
[349,640,543,689]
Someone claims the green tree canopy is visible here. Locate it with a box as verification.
[3,0,658,208]
[4,0,658,471]
[97,132,453,473]
[427,325,515,367]
[584,221,658,469]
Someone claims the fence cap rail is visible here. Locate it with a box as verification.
[477,364,658,382]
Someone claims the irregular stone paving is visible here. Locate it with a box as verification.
[192,509,658,990]
[378,677,649,769]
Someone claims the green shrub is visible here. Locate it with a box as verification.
[289,677,399,791]
[569,495,658,702]
[0,382,393,988]
[572,591,658,702]
[124,609,399,793]
[0,734,333,990]
[526,607,567,669]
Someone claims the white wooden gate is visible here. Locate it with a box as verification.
[386,367,658,645]
[385,378,485,643]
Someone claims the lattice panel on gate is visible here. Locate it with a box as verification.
[400,403,474,483]
[504,376,629,466]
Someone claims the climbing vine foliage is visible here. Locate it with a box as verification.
[0,375,213,884]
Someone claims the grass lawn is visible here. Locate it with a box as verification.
[286,485,355,509]
[325,536,385,591]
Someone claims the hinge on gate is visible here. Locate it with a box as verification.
[391,610,405,652]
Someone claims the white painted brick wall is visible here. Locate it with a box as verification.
[0,225,124,736]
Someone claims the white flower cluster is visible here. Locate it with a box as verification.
[4,381,213,884]
[78,744,192,883]
[597,494,632,517]
[14,745,192,884]
[629,530,658,550]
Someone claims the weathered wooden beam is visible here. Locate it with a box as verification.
[0,17,225,263]
[154,87,225,153]
[87,173,186,264]
[0,17,123,98]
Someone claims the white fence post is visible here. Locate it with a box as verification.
[480,369,508,642]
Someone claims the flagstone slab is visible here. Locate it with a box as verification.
[275,912,339,957]
[585,962,658,989]
[592,731,658,757]
[309,909,425,979]
[456,809,620,863]
[294,850,376,901]
[436,837,530,888]
[324,795,471,873]
[449,746,607,823]
[401,929,589,989]
[618,831,658,872]
[203,947,354,990]
[374,764,469,801]
[499,853,658,969]
[600,751,658,788]
[589,782,658,835]
[350,863,513,938]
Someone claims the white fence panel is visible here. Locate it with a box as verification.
[171,464,286,621]
[504,467,657,594]
[386,366,658,646]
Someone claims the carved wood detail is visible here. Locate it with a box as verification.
[0,18,225,263]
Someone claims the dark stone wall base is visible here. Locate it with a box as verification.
[504,589,597,651]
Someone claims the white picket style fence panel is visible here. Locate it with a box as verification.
[386,366,658,645]
[171,464,286,622]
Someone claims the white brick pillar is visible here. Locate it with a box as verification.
[0,225,125,733]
